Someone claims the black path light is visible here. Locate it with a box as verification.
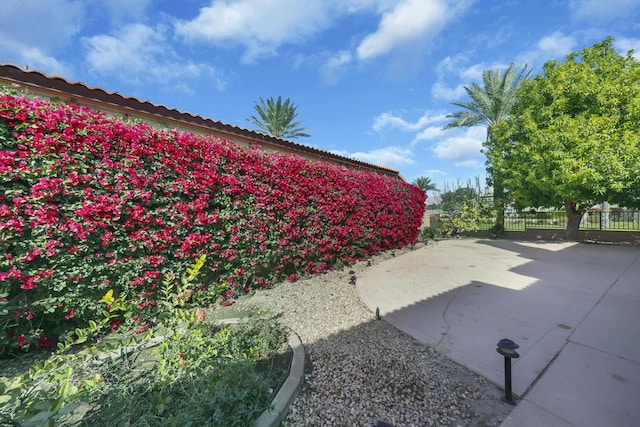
[496,338,520,405]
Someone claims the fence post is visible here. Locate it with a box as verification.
[601,202,610,230]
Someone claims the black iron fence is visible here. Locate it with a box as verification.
[479,209,640,231]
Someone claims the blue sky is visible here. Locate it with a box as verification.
[1,0,639,194]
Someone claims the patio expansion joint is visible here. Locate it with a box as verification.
[522,250,640,398]
[566,340,640,367]
[566,249,640,343]
[521,330,568,398]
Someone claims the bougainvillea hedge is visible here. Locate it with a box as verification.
[0,92,425,352]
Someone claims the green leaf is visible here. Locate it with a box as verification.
[58,381,79,399]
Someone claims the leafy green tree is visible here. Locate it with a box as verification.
[497,38,640,240]
[440,186,478,215]
[248,96,310,139]
[436,186,490,236]
[412,176,439,194]
[443,63,531,235]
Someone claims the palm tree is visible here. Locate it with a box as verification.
[248,96,310,139]
[442,63,530,235]
[412,176,439,194]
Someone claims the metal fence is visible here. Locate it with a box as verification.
[480,210,640,231]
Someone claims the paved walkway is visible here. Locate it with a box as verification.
[357,239,640,427]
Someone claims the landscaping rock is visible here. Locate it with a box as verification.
[224,247,512,426]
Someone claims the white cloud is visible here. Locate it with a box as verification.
[0,0,84,50]
[0,38,69,75]
[459,61,508,81]
[85,24,164,76]
[615,37,640,60]
[333,146,414,167]
[84,24,223,89]
[102,0,153,24]
[343,0,398,14]
[175,0,335,63]
[372,111,447,133]
[432,126,485,167]
[320,50,353,85]
[420,169,448,178]
[413,125,445,143]
[430,54,507,102]
[431,81,466,101]
[20,47,69,76]
[516,31,577,68]
[356,0,462,60]
[537,31,577,58]
[569,0,640,24]
[174,0,469,69]
[0,0,84,74]
[459,63,487,81]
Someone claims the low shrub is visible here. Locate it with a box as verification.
[0,257,288,426]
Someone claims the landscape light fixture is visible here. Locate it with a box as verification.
[496,338,519,405]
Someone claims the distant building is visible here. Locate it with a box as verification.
[0,63,401,179]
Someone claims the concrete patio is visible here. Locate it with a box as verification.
[357,239,640,427]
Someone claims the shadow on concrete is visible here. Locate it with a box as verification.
[356,239,640,427]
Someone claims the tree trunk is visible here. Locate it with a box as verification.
[493,177,505,236]
[565,201,585,241]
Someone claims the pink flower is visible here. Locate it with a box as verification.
[110,318,121,330]
[38,335,52,347]
[21,276,36,290]
[17,334,30,347]
[143,270,160,279]
[134,322,150,335]
[65,309,75,320]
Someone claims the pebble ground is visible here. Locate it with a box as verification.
[225,245,513,427]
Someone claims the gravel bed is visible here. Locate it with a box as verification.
[225,245,513,427]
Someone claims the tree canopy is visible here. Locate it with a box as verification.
[248,96,310,139]
[443,63,531,234]
[496,38,640,239]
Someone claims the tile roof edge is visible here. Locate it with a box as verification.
[0,63,401,177]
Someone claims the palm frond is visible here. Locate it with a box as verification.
[248,96,310,139]
[442,63,531,138]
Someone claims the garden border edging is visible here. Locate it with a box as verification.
[254,331,305,427]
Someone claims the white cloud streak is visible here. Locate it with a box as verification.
[373,111,448,133]
[537,32,577,58]
[102,0,154,24]
[431,81,466,101]
[333,146,415,167]
[175,0,469,66]
[432,126,485,167]
[615,37,640,60]
[83,24,223,89]
[516,31,577,69]
[0,0,84,74]
[174,0,335,63]
[569,0,640,24]
[357,0,451,60]
[320,50,353,85]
